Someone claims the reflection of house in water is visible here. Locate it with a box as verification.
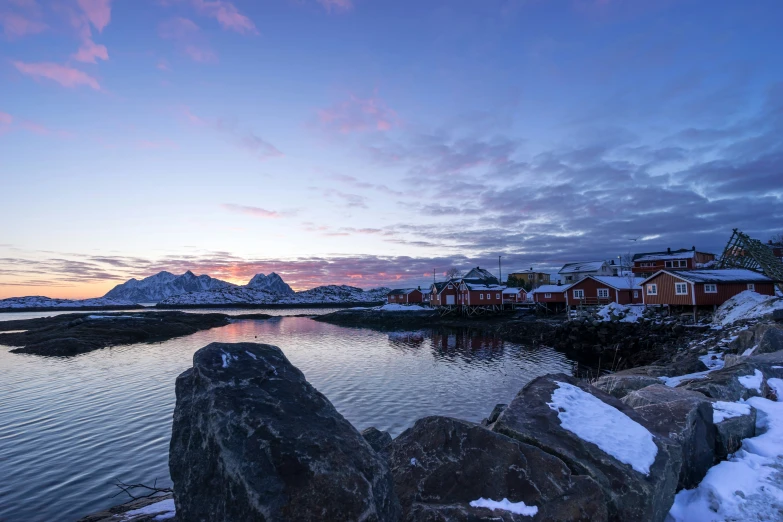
[429,329,505,357]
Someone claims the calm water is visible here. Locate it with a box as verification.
[0,317,574,521]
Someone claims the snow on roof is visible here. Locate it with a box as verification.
[662,269,773,284]
[388,288,421,295]
[502,287,525,294]
[558,261,607,274]
[464,283,506,291]
[462,267,500,284]
[634,250,696,262]
[588,276,644,290]
[532,284,572,294]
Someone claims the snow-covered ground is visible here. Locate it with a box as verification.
[596,302,645,323]
[122,497,175,520]
[667,392,783,521]
[470,497,538,517]
[0,296,137,310]
[159,284,390,306]
[713,290,783,326]
[548,381,658,475]
[377,304,430,312]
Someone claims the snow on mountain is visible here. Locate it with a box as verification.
[246,273,295,295]
[0,296,137,310]
[103,271,236,303]
[158,284,390,306]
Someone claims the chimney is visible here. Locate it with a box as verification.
[667,247,671,254]
[530,266,533,271]
[611,259,615,265]
[692,246,696,251]
[557,280,562,286]
[770,240,773,245]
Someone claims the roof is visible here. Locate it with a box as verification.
[509,269,549,275]
[532,284,573,294]
[558,261,607,274]
[585,276,643,290]
[502,287,526,294]
[463,283,506,291]
[634,250,696,262]
[643,269,773,285]
[388,288,421,295]
[462,267,500,285]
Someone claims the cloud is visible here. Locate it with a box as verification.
[76,0,111,32]
[13,61,100,89]
[316,93,399,134]
[71,38,108,63]
[221,203,282,219]
[191,0,257,34]
[159,17,217,62]
[316,0,353,13]
[0,10,47,38]
[181,107,283,160]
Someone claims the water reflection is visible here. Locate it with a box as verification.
[0,317,574,522]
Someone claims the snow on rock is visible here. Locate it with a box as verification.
[547,381,658,475]
[596,302,645,323]
[713,401,752,423]
[768,378,783,400]
[738,369,764,393]
[123,498,176,520]
[659,370,713,388]
[469,497,538,517]
[378,304,430,312]
[0,296,136,310]
[668,395,783,521]
[104,270,235,303]
[246,273,294,295]
[713,290,783,326]
[159,284,390,306]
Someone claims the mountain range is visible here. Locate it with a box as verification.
[103,270,236,303]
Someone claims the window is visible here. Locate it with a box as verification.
[647,284,658,295]
[633,291,639,298]
[544,293,552,298]
[665,261,672,268]
[747,283,755,291]
[704,284,717,293]
[496,293,500,299]
[597,288,609,298]
[480,294,484,300]
[573,289,585,299]
[675,283,688,295]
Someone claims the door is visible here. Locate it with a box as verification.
[446,295,455,305]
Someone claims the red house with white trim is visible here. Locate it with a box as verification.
[640,269,776,309]
[565,276,643,308]
[387,288,425,304]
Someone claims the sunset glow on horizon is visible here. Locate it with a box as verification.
[2,0,782,299]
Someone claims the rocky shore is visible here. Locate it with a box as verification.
[138,329,781,521]
[0,311,271,356]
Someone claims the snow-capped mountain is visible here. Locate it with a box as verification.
[246,273,295,295]
[0,296,137,310]
[158,284,390,306]
[103,271,236,303]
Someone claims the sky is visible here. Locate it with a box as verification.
[1,0,782,298]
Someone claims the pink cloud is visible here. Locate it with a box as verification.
[159,17,217,63]
[71,39,109,63]
[317,0,353,13]
[0,11,47,38]
[184,44,217,62]
[13,61,100,90]
[221,203,281,219]
[191,0,257,34]
[157,59,170,71]
[76,0,111,32]
[317,93,399,133]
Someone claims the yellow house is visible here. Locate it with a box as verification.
[507,268,551,289]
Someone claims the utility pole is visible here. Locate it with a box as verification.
[498,255,502,285]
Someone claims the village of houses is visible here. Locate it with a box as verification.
[387,240,783,319]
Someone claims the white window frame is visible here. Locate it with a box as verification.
[647,284,658,295]
[544,293,552,298]
[675,283,688,295]
[633,291,639,298]
[704,284,717,293]
[597,288,609,298]
[747,283,755,291]
[496,293,500,299]
[480,294,484,300]
[665,261,673,268]
[573,289,585,299]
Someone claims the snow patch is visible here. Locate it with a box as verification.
[123,498,175,520]
[713,291,783,326]
[767,378,783,401]
[378,304,429,312]
[245,351,257,360]
[738,370,764,393]
[469,498,538,517]
[713,401,752,423]
[595,302,645,323]
[660,370,712,388]
[547,381,658,475]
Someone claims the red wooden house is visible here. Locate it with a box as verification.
[458,282,505,307]
[632,247,716,277]
[565,276,643,308]
[640,269,776,309]
[532,284,572,312]
[502,287,527,303]
[387,288,425,304]
[429,280,461,307]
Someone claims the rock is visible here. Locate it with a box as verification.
[729,330,755,354]
[756,326,783,355]
[680,362,767,402]
[723,354,747,368]
[665,356,708,376]
[774,309,783,322]
[362,427,393,453]
[481,403,507,426]
[621,385,715,489]
[492,374,681,522]
[715,408,756,459]
[389,416,607,522]
[169,342,400,521]
[77,494,174,522]
[10,337,100,356]
[592,374,662,399]
[610,365,670,378]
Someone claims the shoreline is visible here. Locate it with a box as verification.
[154,301,385,310]
[0,304,145,314]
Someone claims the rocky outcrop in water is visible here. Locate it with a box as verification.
[169,342,400,521]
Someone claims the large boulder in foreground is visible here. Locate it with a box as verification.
[389,416,607,521]
[169,342,399,521]
[621,385,715,489]
[679,362,767,401]
[592,373,661,399]
[492,374,681,522]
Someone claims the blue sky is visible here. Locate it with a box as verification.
[1,0,782,297]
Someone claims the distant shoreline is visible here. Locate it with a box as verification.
[154,301,385,310]
[0,305,146,314]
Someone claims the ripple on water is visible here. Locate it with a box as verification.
[0,317,573,522]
